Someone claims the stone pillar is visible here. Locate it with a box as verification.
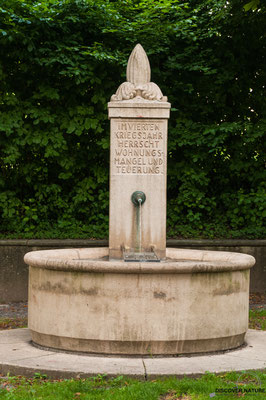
[108,44,170,260]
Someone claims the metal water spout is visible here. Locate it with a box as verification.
[131,191,146,253]
[123,191,159,262]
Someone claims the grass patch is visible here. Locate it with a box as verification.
[0,372,265,399]
[0,317,27,330]
[249,309,266,330]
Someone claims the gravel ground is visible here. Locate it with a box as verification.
[250,303,266,309]
[249,292,266,310]
[0,302,28,319]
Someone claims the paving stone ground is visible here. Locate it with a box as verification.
[0,328,265,379]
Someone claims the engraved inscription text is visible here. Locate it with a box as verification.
[112,121,165,175]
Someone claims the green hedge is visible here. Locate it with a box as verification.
[0,0,265,239]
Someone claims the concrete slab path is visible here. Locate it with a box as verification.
[0,329,265,379]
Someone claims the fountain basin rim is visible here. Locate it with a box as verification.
[24,247,255,274]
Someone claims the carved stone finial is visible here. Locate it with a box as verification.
[126,44,150,85]
[111,44,167,102]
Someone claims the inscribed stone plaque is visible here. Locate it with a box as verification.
[111,119,166,176]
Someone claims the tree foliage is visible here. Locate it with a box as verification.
[0,0,265,239]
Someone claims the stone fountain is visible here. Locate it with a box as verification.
[24,44,255,356]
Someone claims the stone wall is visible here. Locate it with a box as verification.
[0,239,265,302]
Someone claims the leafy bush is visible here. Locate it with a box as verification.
[0,0,265,239]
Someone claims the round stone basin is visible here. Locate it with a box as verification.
[24,247,255,356]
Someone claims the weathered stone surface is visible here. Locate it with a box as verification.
[1,329,265,379]
[25,247,254,355]
[0,240,264,302]
[0,245,29,303]
[0,329,145,379]
[108,45,170,259]
[24,247,255,273]
[111,44,167,102]
[0,329,266,379]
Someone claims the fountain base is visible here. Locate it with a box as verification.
[31,331,245,356]
[123,251,160,262]
[25,247,255,356]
